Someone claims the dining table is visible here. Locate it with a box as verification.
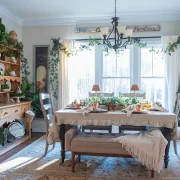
[49,108,179,169]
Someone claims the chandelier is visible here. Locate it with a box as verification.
[100,0,133,51]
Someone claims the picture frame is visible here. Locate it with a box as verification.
[34,45,49,118]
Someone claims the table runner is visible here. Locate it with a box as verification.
[48,109,179,144]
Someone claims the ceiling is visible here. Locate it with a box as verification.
[0,0,180,26]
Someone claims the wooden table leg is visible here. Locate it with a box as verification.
[162,127,171,168]
[26,121,32,139]
[59,124,66,163]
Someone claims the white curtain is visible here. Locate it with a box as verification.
[58,40,74,109]
[161,36,180,112]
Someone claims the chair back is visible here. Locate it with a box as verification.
[39,93,55,135]
[119,92,146,99]
[89,92,114,97]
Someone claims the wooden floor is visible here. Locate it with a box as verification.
[0,132,45,163]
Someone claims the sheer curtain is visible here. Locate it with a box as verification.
[161,36,180,112]
[58,40,74,109]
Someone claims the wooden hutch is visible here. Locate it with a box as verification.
[0,44,32,155]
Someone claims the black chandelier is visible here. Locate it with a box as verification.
[100,0,133,51]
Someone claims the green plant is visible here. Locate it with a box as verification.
[21,83,41,113]
[89,96,101,103]
[1,52,18,58]
[12,83,41,113]
[109,96,118,104]
[21,57,30,83]
[1,84,9,89]
[98,96,107,105]
[4,68,13,76]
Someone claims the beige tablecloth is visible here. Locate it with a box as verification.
[48,109,179,144]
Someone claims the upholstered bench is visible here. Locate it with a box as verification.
[65,127,155,178]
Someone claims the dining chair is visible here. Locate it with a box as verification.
[39,92,57,156]
[119,92,146,133]
[81,92,114,133]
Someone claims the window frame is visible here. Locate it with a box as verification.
[69,39,167,107]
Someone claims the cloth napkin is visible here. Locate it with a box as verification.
[121,104,152,117]
[77,102,94,116]
[151,103,168,112]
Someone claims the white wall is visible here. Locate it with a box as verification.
[0,13,22,41]
[22,20,180,132]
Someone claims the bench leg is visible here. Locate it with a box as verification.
[72,152,75,172]
[151,170,154,178]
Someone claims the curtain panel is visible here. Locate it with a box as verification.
[161,36,180,112]
[58,40,74,109]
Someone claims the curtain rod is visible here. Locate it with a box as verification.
[73,36,161,41]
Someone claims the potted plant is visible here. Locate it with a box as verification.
[1,84,10,92]
[109,96,118,111]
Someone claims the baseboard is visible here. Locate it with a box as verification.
[32,128,46,132]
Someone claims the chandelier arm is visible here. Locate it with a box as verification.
[116,35,122,48]
[106,23,115,42]
[120,39,131,48]
[103,40,113,49]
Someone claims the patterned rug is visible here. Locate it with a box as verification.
[0,136,180,180]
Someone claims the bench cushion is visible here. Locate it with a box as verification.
[71,132,129,155]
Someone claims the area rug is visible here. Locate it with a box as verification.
[0,136,180,180]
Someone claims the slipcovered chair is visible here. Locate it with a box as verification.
[82,92,114,133]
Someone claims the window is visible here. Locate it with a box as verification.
[140,47,165,105]
[68,44,95,102]
[102,49,131,96]
[67,42,166,107]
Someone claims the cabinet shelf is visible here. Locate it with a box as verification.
[0,91,14,94]
[0,76,20,82]
[0,60,19,66]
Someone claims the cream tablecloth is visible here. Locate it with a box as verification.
[48,109,179,144]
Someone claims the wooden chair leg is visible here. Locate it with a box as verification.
[43,141,49,157]
[151,170,154,178]
[173,140,177,154]
[78,154,81,163]
[72,152,75,172]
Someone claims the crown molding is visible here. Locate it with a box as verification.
[0,6,180,27]
[0,5,23,25]
[22,13,180,26]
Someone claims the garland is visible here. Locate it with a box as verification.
[49,36,180,98]
[150,36,180,55]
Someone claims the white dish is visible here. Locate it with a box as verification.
[5,80,11,91]
[0,63,5,75]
